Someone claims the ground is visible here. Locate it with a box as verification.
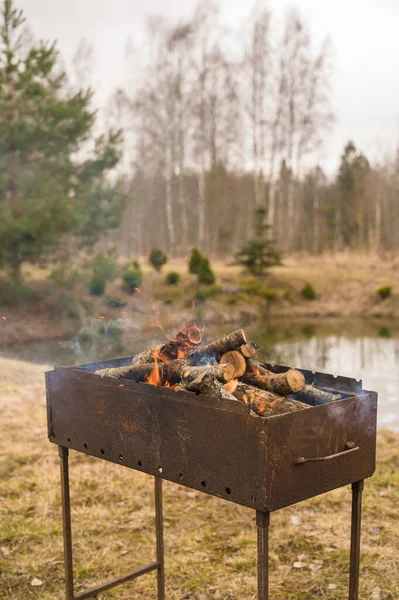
[0,359,398,599]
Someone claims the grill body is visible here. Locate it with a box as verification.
[46,357,377,512]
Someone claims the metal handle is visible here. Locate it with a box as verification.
[294,441,359,465]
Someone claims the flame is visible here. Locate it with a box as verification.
[224,379,238,394]
[242,393,249,404]
[177,347,186,359]
[146,360,162,386]
[1,315,6,320]
[269,397,282,407]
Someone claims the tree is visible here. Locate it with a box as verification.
[0,0,123,280]
[236,206,281,276]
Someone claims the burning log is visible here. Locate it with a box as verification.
[182,371,238,402]
[220,350,247,378]
[187,329,247,364]
[96,357,235,386]
[181,364,236,386]
[244,362,305,395]
[132,323,202,366]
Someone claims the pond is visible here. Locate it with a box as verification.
[1,317,398,431]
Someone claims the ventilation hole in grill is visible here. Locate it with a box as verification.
[83,443,88,449]
[119,454,123,461]
[158,466,163,474]
[100,449,105,455]
[225,487,231,495]
[67,438,71,443]
[179,473,183,480]
[201,480,207,487]
[138,460,142,466]
[251,495,256,502]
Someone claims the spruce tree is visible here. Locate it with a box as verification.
[236,207,281,276]
[0,0,123,280]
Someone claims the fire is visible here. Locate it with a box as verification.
[224,379,238,394]
[177,347,186,359]
[269,397,282,407]
[1,315,6,320]
[147,360,162,386]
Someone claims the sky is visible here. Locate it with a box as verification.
[17,0,399,173]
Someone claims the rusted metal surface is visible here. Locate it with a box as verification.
[46,358,377,513]
[256,511,270,600]
[349,480,364,600]
[59,446,74,600]
[155,478,165,600]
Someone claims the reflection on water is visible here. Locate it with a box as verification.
[1,318,398,430]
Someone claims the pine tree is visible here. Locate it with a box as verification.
[0,0,123,280]
[236,207,281,276]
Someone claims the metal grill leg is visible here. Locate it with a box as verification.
[155,477,165,600]
[256,511,270,600]
[349,480,364,600]
[59,446,74,600]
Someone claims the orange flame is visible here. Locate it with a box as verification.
[147,360,162,386]
[224,379,238,394]
[269,397,282,407]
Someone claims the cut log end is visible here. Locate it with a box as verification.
[240,342,258,358]
[220,350,247,378]
[285,369,306,394]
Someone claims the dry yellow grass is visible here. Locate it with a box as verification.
[0,359,398,599]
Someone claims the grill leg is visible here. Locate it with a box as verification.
[349,480,364,600]
[155,477,165,600]
[59,446,74,600]
[256,511,270,600]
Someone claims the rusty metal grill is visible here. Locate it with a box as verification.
[46,356,377,600]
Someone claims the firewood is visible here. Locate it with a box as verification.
[187,329,247,364]
[96,358,234,386]
[240,342,258,358]
[233,382,309,416]
[181,364,236,385]
[220,350,247,378]
[296,384,342,405]
[241,368,305,396]
[183,371,238,402]
[132,323,202,366]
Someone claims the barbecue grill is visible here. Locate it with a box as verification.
[46,356,378,600]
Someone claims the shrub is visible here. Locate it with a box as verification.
[49,265,84,289]
[378,286,392,300]
[105,295,127,308]
[165,271,180,286]
[89,252,119,296]
[301,282,316,300]
[122,261,143,293]
[227,293,247,305]
[188,248,203,274]
[197,257,216,285]
[149,248,168,272]
[195,284,221,301]
[0,277,39,304]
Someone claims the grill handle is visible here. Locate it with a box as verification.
[294,441,359,465]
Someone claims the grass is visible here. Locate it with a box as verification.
[0,359,398,599]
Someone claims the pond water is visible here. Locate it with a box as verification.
[1,317,398,431]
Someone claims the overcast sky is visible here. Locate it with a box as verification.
[18,0,399,172]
